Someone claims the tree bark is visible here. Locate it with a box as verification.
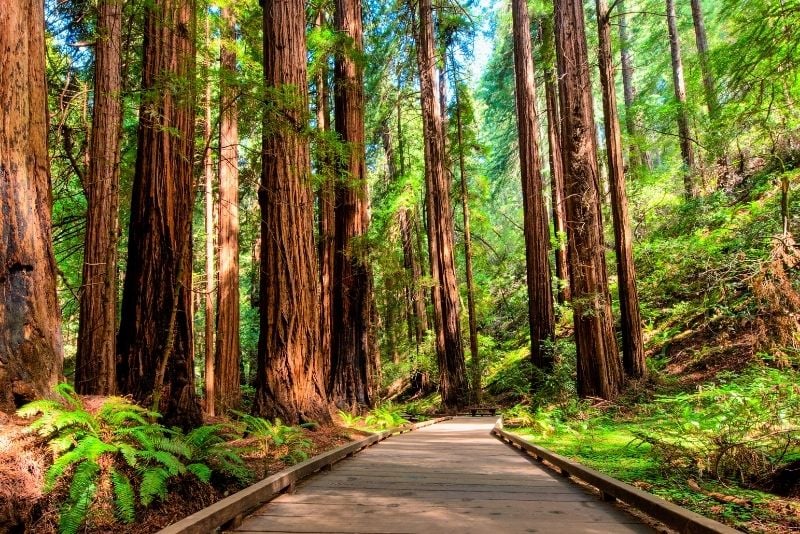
[117,0,202,428]
[416,0,468,410]
[541,17,570,306]
[395,101,429,344]
[215,6,241,414]
[257,0,330,425]
[618,2,650,170]
[666,0,696,197]
[202,13,216,417]
[330,0,375,411]
[690,0,718,119]
[554,0,623,400]
[75,0,122,395]
[0,0,64,411]
[453,81,481,404]
[596,0,646,380]
[316,9,335,391]
[511,0,555,372]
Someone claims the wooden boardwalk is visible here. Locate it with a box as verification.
[231,418,655,533]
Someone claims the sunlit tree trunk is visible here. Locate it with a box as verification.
[690,0,718,119]
[0,0,64,411]
[453,81,481,403]
[618,1,651,170]
[666,0,696,197]
[416,0,468,410]
[76,0,122,395]
[596,0,646,379]
[256,0,330,424]
[511,0,555,372]
[330,0,374,410]
[316,9,335,389]
[555,0,623,400]
[396,101,428,344]
[202,14,216,417]
[541,17,570,306]
[215,6,241,413]
[117,0,202,428]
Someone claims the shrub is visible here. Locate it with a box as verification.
[234,413,314,464]
[634,368,800,485]
[18,384,250,534]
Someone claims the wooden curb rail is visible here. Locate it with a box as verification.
[158,417,451,534]
[492,421,741,534]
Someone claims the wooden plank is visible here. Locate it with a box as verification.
[492,424,741,534]
[233,514,654,534]
[157,417,451,534]
[271,489,599,503]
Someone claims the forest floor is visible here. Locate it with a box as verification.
[472,168,800,533]
[0,413,360,533]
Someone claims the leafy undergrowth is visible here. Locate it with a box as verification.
[507,367,800,533]
[0,387,356,534]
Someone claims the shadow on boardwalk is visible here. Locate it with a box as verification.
[230,418,655,533]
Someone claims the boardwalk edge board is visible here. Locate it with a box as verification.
[492,420,742,534]
[158,417,451,534]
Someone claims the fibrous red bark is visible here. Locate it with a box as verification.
[75,0,122,395]
[0,0,64,410]
[554,0,623,400]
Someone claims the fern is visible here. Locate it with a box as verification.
[20,384,250,531]
[111,470,136,524]
[139,467,170,506]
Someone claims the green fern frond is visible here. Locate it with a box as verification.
[68,460,100,502]
[139,467,170,506]
[58,476,96,534]
[16,399,60,419]
[186,462,212,483]
[137,450,186,476]
[53,383,83,410]
[117,442,139,468]
[111,469,136,524]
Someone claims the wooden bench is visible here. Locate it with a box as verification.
[468,406,498,417]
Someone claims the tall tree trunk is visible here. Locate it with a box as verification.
[215,6,241,413]
[117,0,202,428]
[618,2,650,170]
[690,0,718,119]
[596,0,646,379]
[554,0,623,400]
[453,82,481,404]
[202,14,216,417]
[316,9,335,391]
[541,17,570,306]
[75,0,121,395]
[257,0,330,425]
[0,0,64,411]
[396,100,429,344]
[416,0,468,410]
[511,0,555,372]
[666,0,696,197]
[330,0,374,410]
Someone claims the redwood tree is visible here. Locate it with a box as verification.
[116,0,201,428]
[666,0,696,197]
[202,14,215,416]
[214,5,241,413]
[541,16,570,305]
[416,0,468,409]
[257,0,330,424]
[554,0,623,399]
[0,0,64,411]
[330,0,374,410]
[690,0,718,119]
[75,0,122,395]
[511,0,555,371]
[596,0,646,379]
[618,1,650,170]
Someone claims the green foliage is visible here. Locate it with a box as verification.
[234,412,314,465]
[363,406,409,430]
[19,385,250,532]
[634,368,800,483]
